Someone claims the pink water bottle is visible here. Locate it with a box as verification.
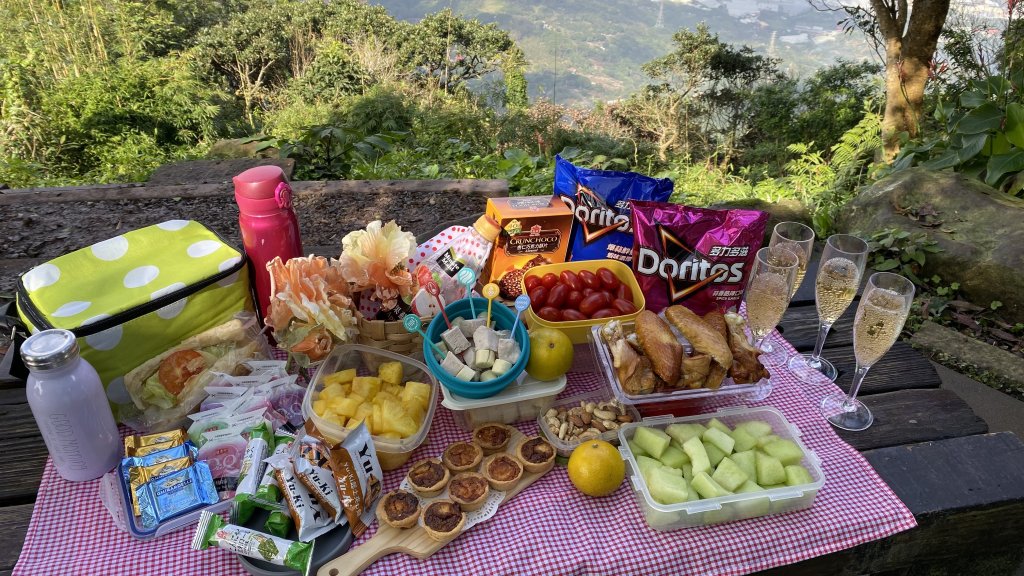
[233,165,304,319]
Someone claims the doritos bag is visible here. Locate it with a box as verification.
[554,155,673,262]
[631,201,768,315]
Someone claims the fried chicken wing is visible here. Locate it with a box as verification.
[635,311,683,385]
[724,312,770,384]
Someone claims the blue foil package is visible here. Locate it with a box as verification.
[554,155,673,262]
[137,461,219,528]
[121,441,198,486]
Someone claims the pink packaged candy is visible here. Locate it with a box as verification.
[630,201,768,315]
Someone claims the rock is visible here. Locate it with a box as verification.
[147,159,294,186]
[912,321,1024,393]
[710,198,811,244]
[839,168,1024,323]
[206,138,279,160]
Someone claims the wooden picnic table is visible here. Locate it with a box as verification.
[0,208,1022,574]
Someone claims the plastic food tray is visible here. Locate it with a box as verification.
[302,344,438,471]
[442,373,567,431]
[617,406,825,530]
[521,259,645,344]
[537,387,642,457]
[590,322,769,417]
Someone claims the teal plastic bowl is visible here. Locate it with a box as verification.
[423,297,530,399]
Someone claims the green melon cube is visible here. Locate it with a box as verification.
[735,420,773,438]
[761,484,786,490]
[665,423,707,445]
[635,455,662,484]
[648,467,691,505]
[691,471,730,499]
[755,452,786,486]
[627,438,650,458]
[756,434,781,448]
[681,463,693,481]
[658,445,690,469]
[702,427,736,455]
[703,441,726,467]
[703,507,735,525]
[736,480,765,494]
[706,417,732,434]
[731,450,756,480]
[785,465,814,487]
[711,457,749,492]
[682,436,712,475]
[733,491,770,518]
[633,427,671,459]
[687,484,701,501]
[762,439,805,466]
[730,428,757,452]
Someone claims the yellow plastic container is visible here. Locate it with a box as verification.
[521,259,645,344]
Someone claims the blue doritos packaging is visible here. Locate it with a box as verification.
[554,155,674,262]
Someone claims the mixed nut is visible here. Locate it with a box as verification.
[544,399,634,443]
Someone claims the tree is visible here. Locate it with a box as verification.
[403,9,516,93]
[813,0,951,159]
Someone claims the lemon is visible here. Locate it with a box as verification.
[567,439,625,497]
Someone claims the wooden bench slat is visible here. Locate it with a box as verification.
[828,341,942,394]
[778,304,856,351]
[0,504,32,571]
[834,388,988,451]
[0,440,48,505]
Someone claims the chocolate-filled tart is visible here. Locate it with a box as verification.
[442,441,483,473]
[516,435,556,474]
[482,453,524,491]
[421,500,465,543]
[472,423,513,454]
[375,489,420,529]
[448,472,490,512]
[406,458,450,498]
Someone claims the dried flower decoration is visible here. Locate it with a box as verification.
[338,220,417,313]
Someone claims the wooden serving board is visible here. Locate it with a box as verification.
[317,428,549,576]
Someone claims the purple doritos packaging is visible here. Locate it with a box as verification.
[554,155,673,262]
[631,201,768,315]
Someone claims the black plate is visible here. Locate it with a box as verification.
[235,507,353,576]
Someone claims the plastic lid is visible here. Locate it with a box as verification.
[441,373,566,411]
[472,214,501,243]
[232,165,287,200]
[21,329,79,371]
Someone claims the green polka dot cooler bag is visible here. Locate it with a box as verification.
[15,220,254,423]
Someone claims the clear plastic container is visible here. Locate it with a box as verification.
[442,374,566,431]
[537,388,642,457]
[617,406,825,530]
[591,322,770,417]
[302,344,438,471]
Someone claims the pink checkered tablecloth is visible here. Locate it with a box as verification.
[13,331,916,576]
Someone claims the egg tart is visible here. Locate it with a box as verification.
[448,472,490,512]
[406,458,450,498]
[516,436,556,474]
[482,453,524,491]
[472,423,513,454]
[443,441,484,473]
[421,500,465,543]
[375,489,420,529]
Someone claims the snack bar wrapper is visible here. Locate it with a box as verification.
[554,155,673,262]
[305,421,382,538]
[192,510,313,575]
[631,201,768,315]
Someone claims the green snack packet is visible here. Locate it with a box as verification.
[192,510,313,576]
[252,431,296,508]
[233,420,276,524]
[265,510,293,538]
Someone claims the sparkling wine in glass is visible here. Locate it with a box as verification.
[769,221,815,299]
[820,272,914,431]
[790,234,868,384]
[744,246,798,366]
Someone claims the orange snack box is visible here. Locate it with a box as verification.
[482,196,574,300]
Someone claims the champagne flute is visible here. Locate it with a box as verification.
[790,234,868,383]
[769,221,815,299]
[744,246,798,367]
[820,272,915,431]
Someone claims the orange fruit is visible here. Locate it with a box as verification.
[567,439,625,497]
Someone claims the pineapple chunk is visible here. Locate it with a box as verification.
[330,397,361,418]
[323,368,356,386]
[345,418,364,430]
[352,376,382,400]
[377,362,404,386]
[354,402,374,423]
[402,381,432,409]
[320,383,345,400]
[379,432,402,439]
[374,391,401,407]
[371,403,384,435]
[322,411,346,428]
[402,399,424,425]
[312,399,329,416]
[381,399,419,438]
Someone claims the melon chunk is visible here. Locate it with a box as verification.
[755,452,786,486]
[730,428,757,452]
[682,436,711,475]
[635,455,662,483]
[648,467,691,505]
[633,427,671,459]
[665,423,707,445]
[691,471,730,499]
[762,439,805,466]
[627,438,650,458]
[703,441,726,467]
[730,450,756,480]
[702,427,735,455]
[785,465,814,487]
[735,420,773,438]
[756,434,781,448]
[706,417,732,435]
[657,445,690,469]
[711,457,749,492]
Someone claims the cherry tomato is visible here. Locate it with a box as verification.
[537,306,562,322]
[559,270,582,291]
[541,273,559,289]
[579,292,611,316]
[524,275,542,291]
[565,290,584,310]
[611,298,638,315]
[597,268,621,291]
[582,287,596,298]
[561,309,588,321]
[616,283,634,303]
[591,308,621,319]
[546,283,568,308]
[579,270,601,290]
[527,286,548,308]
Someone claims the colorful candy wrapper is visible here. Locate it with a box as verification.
[267,453,335,542]
[127,455,194,516]
[124,428,186,454]
[233,420,276,524]
[267,376,307,428]
[305,421,382,537]
[554,155,673,262]
[192,510,313,576]
[121,441,197,482]
[191,409,267,447]
[293,435,343,523]
[630,200,768,315]
[137,461,218,528]
[196,430,248,499]
[265,510,293,538]
[253,431,297,508]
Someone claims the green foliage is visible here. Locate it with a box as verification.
[864,228,942,285]
[403,9,517,93]
[275,126,405,180]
